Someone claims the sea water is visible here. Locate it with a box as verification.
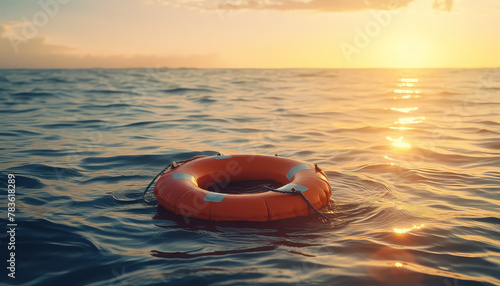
[0,68,499,285]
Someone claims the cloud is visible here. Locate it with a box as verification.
[1,21,30,38]
[432,0,453,12]
[0,23,220,69]
[150,0,456,12]
[213,0,415,12]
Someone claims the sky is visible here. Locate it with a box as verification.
[0,0,499,69]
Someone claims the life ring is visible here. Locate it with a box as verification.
[154,155,332,221]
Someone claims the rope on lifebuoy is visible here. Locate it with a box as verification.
[262,185,332,223]
[142,165,170,203]
[142,155,207,203]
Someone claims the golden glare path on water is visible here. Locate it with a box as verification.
[386,76,423,155]
[383,76,429,275]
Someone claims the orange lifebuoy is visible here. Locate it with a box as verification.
[154,155,332,221]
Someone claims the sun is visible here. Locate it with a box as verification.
[389,38,430,68]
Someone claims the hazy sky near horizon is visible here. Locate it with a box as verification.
[0,0,499,69]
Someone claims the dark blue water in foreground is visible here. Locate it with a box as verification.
[0,68,499,286]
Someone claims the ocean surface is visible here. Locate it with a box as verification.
[0,68,499,286]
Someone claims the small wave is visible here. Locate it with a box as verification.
[112,190,145,203]
[404,146,498,166]
[121,120,164,127]
[36,123,78,129]
[82,174,149,184]
[230,97,252,102]
[18,149,70,157]
[70,195,121,209]
[42,134,62,141]
[262,96,284,100]
[0,132,18,137]
[481,86,500,91]
[8,164,84,180]
[0,108,40,114]
[291,150,316,157]
[328,126,389,134]
[309,111,344,117]
[189,95,217,103]
[229,117,261,123]
[85,89,134,94]
[477,139,500,150]
[228,128,273,133]
[21,196,49,206]
[477,128,500,134]
[161,267,226,277]
[297,72,337,78]
[231,80,248,84]
[0,173,45,189]
[438,91,461,95]
[37,120,111,129]
[74,119,108,125]
[15,130,41,135]
[188,114,228,123]
[356,163,411,174]
[46,78,72,83]
[154,104,180,109]
[12,219,102,284]
[11,91,55,98]
[474,120,500,126]
[459,216,500,226]
[81,151,219,170]
[161,87,215,94]
[80,103,130,109]
[8,80,30,85]
[400,167,483,187]
[151,245,278,259]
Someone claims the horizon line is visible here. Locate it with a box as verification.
[1,66,499,70]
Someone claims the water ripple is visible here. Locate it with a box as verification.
[1,68,499,286]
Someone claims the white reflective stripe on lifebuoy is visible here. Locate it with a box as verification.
[172,173,197,185]
[214,155,232,160]
[277,183,308,193]
[286,164,311,181]
[204,192,228,202]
